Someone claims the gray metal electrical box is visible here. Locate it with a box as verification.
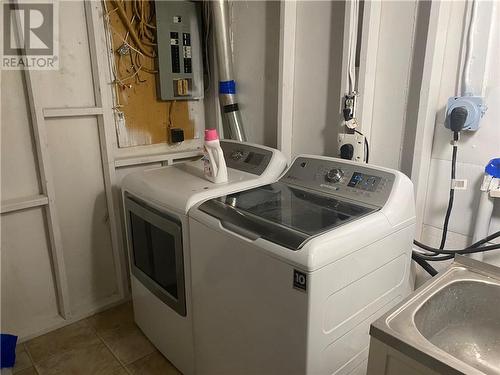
[155,1,204,100]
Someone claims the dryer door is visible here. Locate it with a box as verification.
[125,195,186,316]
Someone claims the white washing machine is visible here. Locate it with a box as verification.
[189,155,415,375]
[121,140,286,375]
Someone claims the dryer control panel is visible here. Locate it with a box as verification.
[281,157,396,208]
[220,141,273,176]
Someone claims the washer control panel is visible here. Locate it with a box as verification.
[281,157,396,207]
[220,141,273,176]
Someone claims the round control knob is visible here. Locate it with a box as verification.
[230,150,244,160]
[325,168,344,183]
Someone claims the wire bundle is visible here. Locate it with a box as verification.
[104,0,158,92]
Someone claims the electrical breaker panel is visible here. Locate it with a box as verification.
[155,1,203,100]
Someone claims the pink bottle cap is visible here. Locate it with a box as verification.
[205,128,219,141]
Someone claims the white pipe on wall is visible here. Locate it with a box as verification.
[471,191,494,261]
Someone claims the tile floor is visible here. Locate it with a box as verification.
[11,302,181,375]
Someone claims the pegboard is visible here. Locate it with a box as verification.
[105,1,195,147]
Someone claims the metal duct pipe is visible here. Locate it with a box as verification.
[211,0,247,141]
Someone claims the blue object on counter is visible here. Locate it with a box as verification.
[485,158,500,178]
[219,80,236,94]
[0,334,18,368]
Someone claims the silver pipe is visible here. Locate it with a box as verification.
[211,0,247,141]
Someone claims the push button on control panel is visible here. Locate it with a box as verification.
[230,150,244,160]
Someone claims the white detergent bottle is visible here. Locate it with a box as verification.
[203,128,228,183]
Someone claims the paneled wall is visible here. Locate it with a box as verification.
[1,2,122,339]
[418,2,500,280]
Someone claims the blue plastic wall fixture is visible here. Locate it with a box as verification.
[445,96,487,131]
[485,158,500,178]
[0,334,18,368]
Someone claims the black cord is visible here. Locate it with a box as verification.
[412,230,500,268]
[364,137,369,163]
[439,134,458,249]
[413,109,470,275]
[412,253,438,276]
[415,242,500,256]
[354,130,369,163]
[413,252,454,262]
[414,230,500,254]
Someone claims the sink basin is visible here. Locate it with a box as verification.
[414,281,500,374]
[370,256,500,375]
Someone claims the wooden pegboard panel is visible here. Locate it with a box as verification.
[105,1,194,147]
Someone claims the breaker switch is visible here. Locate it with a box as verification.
[175,79,189,96]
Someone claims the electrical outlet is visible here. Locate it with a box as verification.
[445,96,487,131]
[338,133,365,162]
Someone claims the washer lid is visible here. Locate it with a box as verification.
[198,182,377,250]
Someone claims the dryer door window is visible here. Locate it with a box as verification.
[125,195,186,316]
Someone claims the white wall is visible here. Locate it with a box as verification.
[366,0,419,170]
[230,0,280,147]
[291,0,345,157]
[418,1,500,279]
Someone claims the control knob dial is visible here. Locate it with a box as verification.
[325,168,344,183]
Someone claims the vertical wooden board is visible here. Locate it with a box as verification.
[1,208,60,337]
[1,70,42,200]
[105,0,194,147]
[33,1,96,108]
[45,117,118,312]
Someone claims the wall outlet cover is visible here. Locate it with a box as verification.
[445,96,487,131]
[338,133,364,162]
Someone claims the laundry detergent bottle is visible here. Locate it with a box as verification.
[203,128,228,183]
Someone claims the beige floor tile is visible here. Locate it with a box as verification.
[105,368,129,375]
[86,302,134,333]
[99,322,155,364]
[34,342,122,375]
[127,352,181,375]
[25,321,100,363]
[12,368,38,375]
[13,347,32,373]
[86,302,154,364]
[15,344,26,355]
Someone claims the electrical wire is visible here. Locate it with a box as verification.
[413,252,453,262]
[412,230,500,271]
[347,0,359,93]
[203,0,212,93]
[167,100,176,129]
[111,0,156,58]
[415,230,500,253]
[411,130,500,275]
[415,243,500,256]
[439,137,458,249]
[354,129,369,163]
[412,253,438,276]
